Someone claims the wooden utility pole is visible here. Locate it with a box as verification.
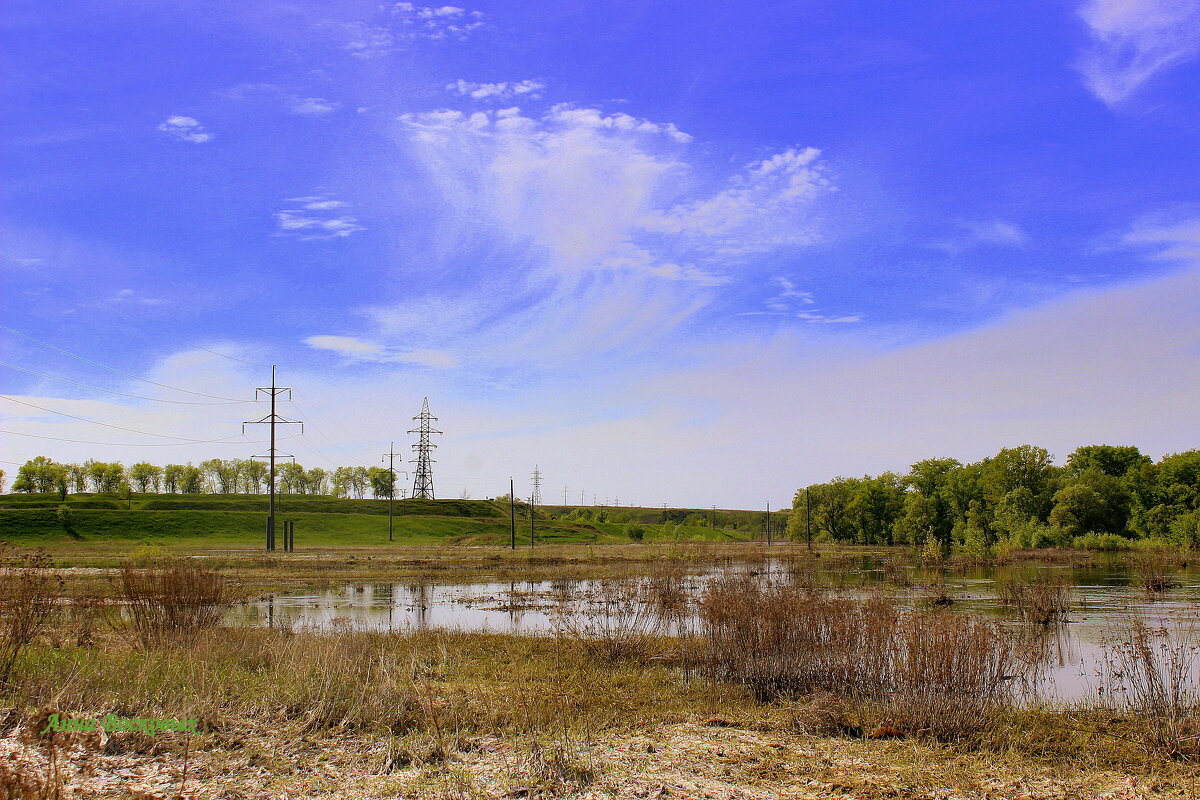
[806,487,812,550]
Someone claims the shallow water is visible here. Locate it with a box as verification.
[226,556,1200,704]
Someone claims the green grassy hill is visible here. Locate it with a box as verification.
[0,492,753,548]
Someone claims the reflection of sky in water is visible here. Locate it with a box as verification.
[225,559,1200,704]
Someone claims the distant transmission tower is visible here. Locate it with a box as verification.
[408,397,442,499]
[530,465,542,506]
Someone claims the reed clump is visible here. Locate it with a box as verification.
[0,545,61,685]
[998,576,1071,624]
[698,574,1028,740]
[1133,554,1174,597]
[1100,618,1200,761]
[110,558,228,647]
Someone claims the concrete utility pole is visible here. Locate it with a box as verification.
[509,477,516,550]
[243,365,302,551]
[381,443,408,542]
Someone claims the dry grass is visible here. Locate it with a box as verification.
[1099,617,1200,761]
[698,574,1030,740]
[0,546,60,685]
[108,558,228,647]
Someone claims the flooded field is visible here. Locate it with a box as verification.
[227,555,1200,704]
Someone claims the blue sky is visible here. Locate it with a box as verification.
[2,0,1199,507]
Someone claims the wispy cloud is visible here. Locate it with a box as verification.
[1118,206,1200,260]
[304,335,458,368]
[289,97,339,115]
[933,219,1030,254]
[110,288,167,306]
[1075,0,1200,105]
[367,104,837,365]
[446,79,545,100]
[156,116,212,144]
[739,277,860,323]
[221,84,341,116]
[274,196,365,240]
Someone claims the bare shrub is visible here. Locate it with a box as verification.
[1099,618,1200,760]
[112,559,228,647]
[699,574,1026,740]
[555,581,663,663]
[0,546,61,684]
[998,576,1071,624]
[1133,554,1174,597]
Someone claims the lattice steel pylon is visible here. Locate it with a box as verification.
[408,397,441,499]
[530,465,542,506]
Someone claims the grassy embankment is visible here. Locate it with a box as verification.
[0,492,753,550]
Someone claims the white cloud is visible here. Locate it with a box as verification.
[380,104,837,364]
[1123,210,1200,260]
[156,116,213,144]
[341,3,485,57]
[446,79,546,100]
[639,147,833,258]
[304,335,458,368]
[110,288,167,306]
[393,2,485,39]
[932,219,1030,254]
[304,335,386,358]
[289,97,339,115]
[274,196,365,240]
[1076,0,1200,105]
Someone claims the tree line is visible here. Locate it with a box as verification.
[5,457,402,499]
[788,444,1200,553]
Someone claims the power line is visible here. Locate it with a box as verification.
[0,429,274,447]
[0,324,246,401]
[0,247,265,367]
[284,396,374,467]
[1,395,250,442]
[0,361,256,405]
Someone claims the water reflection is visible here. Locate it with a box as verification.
[226,556,1200,703]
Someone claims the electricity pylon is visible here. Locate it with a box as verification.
[408,397,441,499]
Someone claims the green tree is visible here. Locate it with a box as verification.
[64,463,88,493]
[896,458,961,553]
[849,473,905,545]
[127,462,162,493]
[179,464,205,494]
[306,467,329,495]
[200,459,241,494]
[368,466,396,499]
[13,457,67,494]
[982,445,1058,522]
[241,459,268,494]
[808,477,860,542]
[277,462,305,494]
[331,466,353,498]
[1066,444,1151,478]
